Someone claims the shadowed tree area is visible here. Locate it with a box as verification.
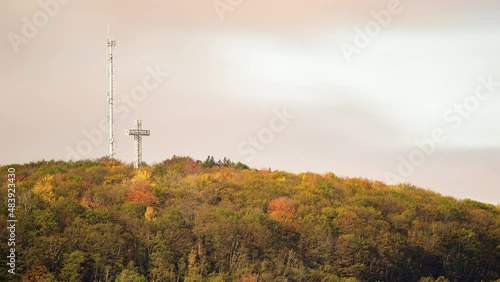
[0,157,499,281]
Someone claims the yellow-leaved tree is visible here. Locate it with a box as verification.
[33,175,55,203]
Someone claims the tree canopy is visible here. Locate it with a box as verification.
[0,157,499,281]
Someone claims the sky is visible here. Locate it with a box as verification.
[1,0,500,204]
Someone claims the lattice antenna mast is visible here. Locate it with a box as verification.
[107,25,117,160]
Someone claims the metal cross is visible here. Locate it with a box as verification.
[126,120,150,168]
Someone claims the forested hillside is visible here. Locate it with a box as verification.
[1,157,499,281]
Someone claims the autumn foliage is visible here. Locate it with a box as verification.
[268,196,296,223]
[0,157,499,281]
[126,179,157,205]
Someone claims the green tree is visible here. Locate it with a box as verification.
[59,251,86,282]
[116,262,147,282]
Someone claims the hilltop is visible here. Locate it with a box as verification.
[1,156,499,281]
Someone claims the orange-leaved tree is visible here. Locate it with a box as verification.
[268,196,296,223]
[126,168,157,205]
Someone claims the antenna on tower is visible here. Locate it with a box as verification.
[107,24,117,160]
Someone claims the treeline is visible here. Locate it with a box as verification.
[0,157,499,281]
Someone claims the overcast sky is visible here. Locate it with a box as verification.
[1,0,500,204]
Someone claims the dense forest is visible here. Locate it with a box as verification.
[1,156,499,281]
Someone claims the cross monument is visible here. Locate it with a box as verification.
[126,120,150,168]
